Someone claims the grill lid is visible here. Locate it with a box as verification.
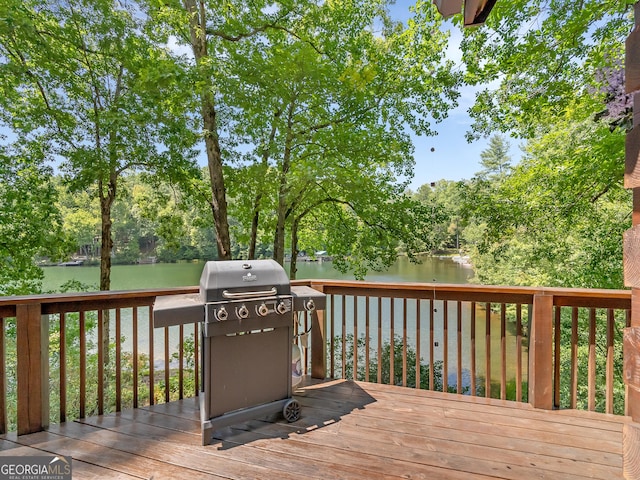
[199,259,290,303]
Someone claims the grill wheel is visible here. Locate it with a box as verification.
[283,399,301,422]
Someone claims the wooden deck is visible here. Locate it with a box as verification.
[0,379,628,479]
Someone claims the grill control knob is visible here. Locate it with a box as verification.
[305,299,316,311]
[258,303,269,316]
[238,304,249,319]
[216,307,228,321]
[276,301,289,315]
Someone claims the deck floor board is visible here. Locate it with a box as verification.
[0,379,628,479]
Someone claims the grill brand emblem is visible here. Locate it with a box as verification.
[242,272,257,282]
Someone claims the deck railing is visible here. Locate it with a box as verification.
[294,281,631,414]
[0,280,631,436]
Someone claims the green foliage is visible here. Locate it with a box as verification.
[478,135,512,181]
[458,0,632,141]
[412,180,465,252]
[335,334,467,393]
[0,0,463,283]
[462,111,629,288]
[151,0,461,275]
[0,0,200,290]
[0,141,63,294]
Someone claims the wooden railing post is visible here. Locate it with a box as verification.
[310,285,327,379]
[625,3,640,477]
[16,304,49,435]
[528,294,554,410]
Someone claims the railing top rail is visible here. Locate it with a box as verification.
[0,287,199,307]
[0,280,631,316]
[292,279,631,309]
[0,287,199,318]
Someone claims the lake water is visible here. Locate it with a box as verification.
[41,255,474,292]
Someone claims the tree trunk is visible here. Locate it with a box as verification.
[273,179,287,265]
[249,113,279,259]
[248,194,261,260]
[184,0,231,260]
[205,128,232,260]
[99,178,115,291]
[273,99,296,265]
[289,217,300,280]
[99,174,116,366]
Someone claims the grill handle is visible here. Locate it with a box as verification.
[222,287,278,299]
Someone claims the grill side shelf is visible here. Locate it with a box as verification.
[291,286,327,311]
[153,293,205,328]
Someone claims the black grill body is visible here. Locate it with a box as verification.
[153,259,325,445]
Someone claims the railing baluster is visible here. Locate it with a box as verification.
[570,307,578,409]
[179,323,184,400]
[500,304,506,400]
[416,299,421,390]
[365,296,370,382]
[115,309,121,412]
[353,296,358,381]
[133,307,138,409]
[443,300,448,393]
[164,326,170,403]
[516,304,522,402]
[485,302,491,398]
[588,308,596,411]
[471,302,476,396]
[304,311,309,375]
[330,294,335,379]
[149,307,154,406]
[97,309,104,415]
[457,302,462,395]
[606,309,614,414]
[60,312,66,423]
[79,311,86,419]
[377,297,382,384]
[554,306,561,409]
[194,321,199,396]
[402,298,407,388]
[341,295,346,379]
[429,299,434,391]
[390,298,395,385]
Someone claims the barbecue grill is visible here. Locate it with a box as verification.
[153,259,325,445]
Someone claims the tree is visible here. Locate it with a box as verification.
[212,0,459,275]
[55,179,100,261]
[413,180,465,252]
[146,0,311,261]
[461,101,629,288]
[450,1,633,288]
[458,0,633,140]
[478,135,512,180]
[146,1,461,272]
[0,0,199,292]
[0,141,62,295]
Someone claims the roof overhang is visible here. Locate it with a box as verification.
[432,0,498,26]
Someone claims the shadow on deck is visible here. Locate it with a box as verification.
[0,379,628,479]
